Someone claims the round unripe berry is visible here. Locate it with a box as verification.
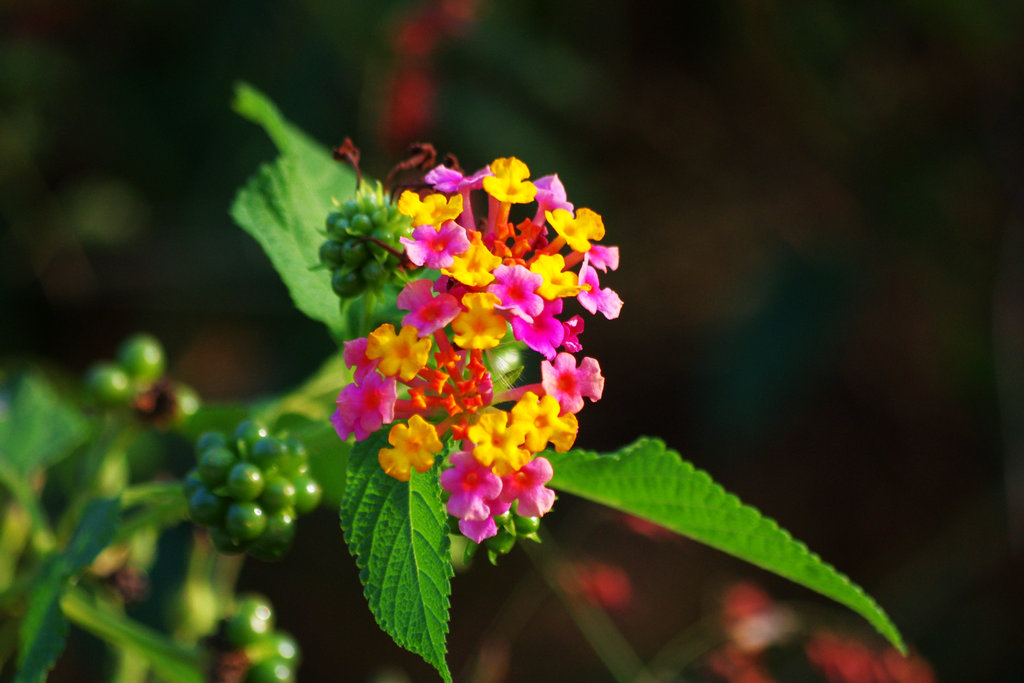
[226,463,264,501]
[116,333,165,383]
[361,261,388,289]
[198,447,236,488]
[318,240,346,268]
[484,529,516,555]
[350,213,373,235]
[340,239,370,267]
[260,476,296,512]
[291,474,322,515]
[234,420,268,460]
[196,430,228,454]
[325,212,349,238]
[260,632,300,663]
[371,208,391,228]
[331,269,364,298]
[225,502,266,541]
[279,437,307,476]
[513,515,541,535]
[245,658,293,683]
[248,509,295,561]
[85,363,133,406]
[176,383,200,420]
[209,526,248,554]
[183,469,204,499]
[187,487,228,526]
[341,199,361,218]
[226,595,275,647]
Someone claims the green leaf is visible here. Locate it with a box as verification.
[0,370,89,480]
[547,438,906,653]
[14,498,119,683]
[340,430,453,682]
[230,83,357,337]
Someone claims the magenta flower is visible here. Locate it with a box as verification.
[561,315,584,353]
[425,165,493,230]
[533,174,573,226]
[343,337,379,382]
[397,279,462,336]
[331,373,398,441]
[400,220,471,270]
[458,498,512,544]
[511,297,565,360]
[577,262,623,320]
[541,353,604,414]
[441,450,503,522]
[499,456,556,518]
[587,245,620,272]
[488,264,544,321]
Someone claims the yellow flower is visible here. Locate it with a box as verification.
[442,235,502,287]
[452,293,507,349]
[378,415,442,481]
[366,324,432,381]
[482,157,537,204]
[397,191,463,227]
[467,411,530,475]
[530,254,580,299]
[546,207,605,253]
[511,391,579,453]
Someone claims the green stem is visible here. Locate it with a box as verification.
[521,535,654,683]
[61,586,203,683]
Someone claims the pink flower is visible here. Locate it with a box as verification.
[533,174,573,226]
[541,353,604,414]
[587,245,619,272]
[441,450,502,521]
[397,279,462,336]
[331,373,398,441]
[425,164,492,193]
[511,298,565,360]
[577,262,623,320]
[488,264,544,321]
[400,220,471,270]
[343,338,379,382]
[458,498,512,544]
[561,315,584,353]
[499,456,555,517]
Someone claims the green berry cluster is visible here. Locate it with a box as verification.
[185,420,321,561]
[83,333,199,422]
[222,595,300,683]
[320,183,413,299]
[459,510,543,565]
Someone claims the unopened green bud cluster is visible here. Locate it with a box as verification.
[222,594,300,683]
[455,508,543,566]
[319,183,413,299]
[185,420,321,561]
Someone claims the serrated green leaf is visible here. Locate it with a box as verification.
[230,83,356,337]
[547,438,905,653]
[0,370,89,480]
[340,430,453,682]
[14,498,119,683]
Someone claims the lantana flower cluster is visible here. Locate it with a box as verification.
[332,156,622,543]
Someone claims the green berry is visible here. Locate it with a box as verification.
[279,437,307,476]
[225,502,266,541]
[291,474,321,515]
[248,509,295,561]
[331,269,364,298]
[358,195,378,214]
[319,240,346,268]
[116,333,165,382]
[325,212,349,238]
[209,526,249,554]
[361,261,388,289]
[341,199,361,218]
[196,430,228,454]
[340,239,370,267]
[226,595,275,646]
[350,213,373,235]
[85,362,133,406]
[260,476,296,512]
[484,529,516,555]
[245,658,294,683]
[226,463,264,501]
[176,383,200,420]
[183,469,203,498]
[513,515,541,535]
[234,420,268,459]
[261,632,300,663]
[250,437,286,473]
[371,208,392,228]
[187,486,228,526]
[198,447,236,488]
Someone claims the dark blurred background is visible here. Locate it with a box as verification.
[3,0,1023,680]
